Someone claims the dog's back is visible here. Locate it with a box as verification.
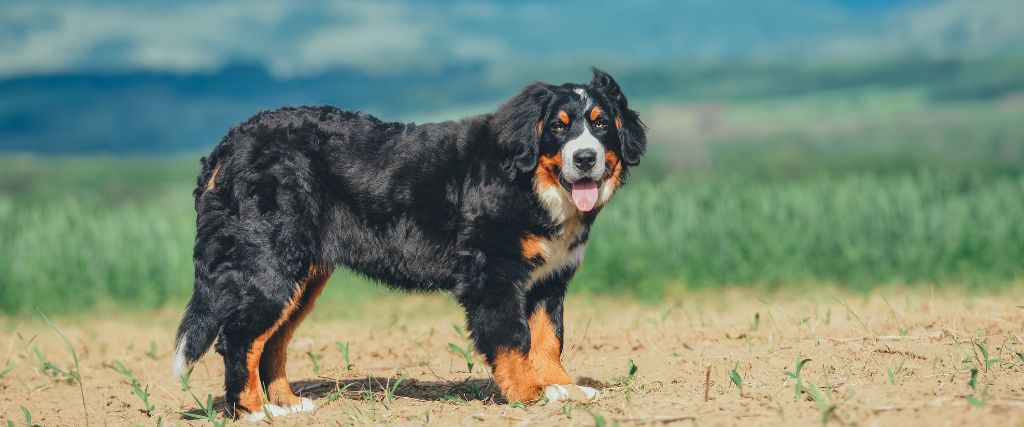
[175,106,492,382]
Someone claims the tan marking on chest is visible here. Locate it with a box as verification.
[522,218,587,290]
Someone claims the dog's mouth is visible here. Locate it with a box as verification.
[559,177,602,212]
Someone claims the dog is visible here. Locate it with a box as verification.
[172,68,646,420]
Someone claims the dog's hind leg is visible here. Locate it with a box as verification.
[220,270,305,421]
[259,262,334,413]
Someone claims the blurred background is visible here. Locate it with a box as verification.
[1,0,1023,314]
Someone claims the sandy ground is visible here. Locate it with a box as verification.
[2,289,1024,426]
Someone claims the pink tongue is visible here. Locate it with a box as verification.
[571,181,599,212]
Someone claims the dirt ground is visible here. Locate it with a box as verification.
[2,289,1024,426]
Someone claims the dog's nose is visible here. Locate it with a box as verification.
[573,149,597,172]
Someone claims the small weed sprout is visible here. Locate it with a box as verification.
[37,309,89,427]
[886,360,906,385]
[335,341,355,370]
[179,366,194,392]
[831,298,870,335]
[581,407,618,427]
[966,368,988,408]
[133,382,156,415]
[103,360,154,416]
[383,374,406,410]
[973,342,995,371]
[306,350,321,375]
[181,394,227,427]
[447,342,475,373]
[32,347,78,382]
[146,341,158,360]
[562,402,576,419]
[728,362,743,393]
[103,360,134,381]
[879,292,906,336]
[804,381,837,425]
[448,325,475,373]
[750,313,760,332]
[322,382,357,407]
[784,358,812,401]
[611,358,639,389]
[467,383,486,400]
[19,406,41,427]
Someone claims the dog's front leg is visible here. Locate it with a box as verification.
[524,271,600,402]
[454,250,546,403]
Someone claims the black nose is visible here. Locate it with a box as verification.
[573,149,597,172]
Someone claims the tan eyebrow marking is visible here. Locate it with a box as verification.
[558,110,569,124]
[590,107,602,121]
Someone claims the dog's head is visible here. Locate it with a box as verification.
[495,68,646,216]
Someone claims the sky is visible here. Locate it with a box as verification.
[2,0,1020,80]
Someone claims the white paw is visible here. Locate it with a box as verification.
[542,384,600,403]
[264,403,291,418]
[578,385,600,399]
[544,384,570,402]
[240,409,266,422]
[288,397,316,413]
[240,403,293,422]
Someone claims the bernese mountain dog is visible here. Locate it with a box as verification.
[172,68,646,420]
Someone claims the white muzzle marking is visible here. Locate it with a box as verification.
[561,126,605,183]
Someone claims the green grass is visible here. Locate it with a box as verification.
[2,165,1024,313]
[1,164,1022,314]
[581,171,1024,297]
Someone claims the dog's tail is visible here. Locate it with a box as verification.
[172,282,220,377]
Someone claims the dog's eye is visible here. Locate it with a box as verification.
[593,120,608,130]
[552,124,567,133]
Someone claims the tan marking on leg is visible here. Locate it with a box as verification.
[528,308,572,384]
[206,164,221,192]
[261,263,334,406]
[236,267,326,416]
[491,349,545,403]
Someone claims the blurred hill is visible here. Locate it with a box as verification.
[0,0,1022,153]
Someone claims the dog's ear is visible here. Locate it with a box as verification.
[494,82,554,180]
[589,68,646,166]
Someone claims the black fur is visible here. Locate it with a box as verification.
[174,69,646,411]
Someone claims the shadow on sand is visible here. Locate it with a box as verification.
[179,374,611,419]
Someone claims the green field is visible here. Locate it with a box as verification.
[2,85,1023,315]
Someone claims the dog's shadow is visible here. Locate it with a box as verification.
[179,375,610,419]
[179,376,497,420]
